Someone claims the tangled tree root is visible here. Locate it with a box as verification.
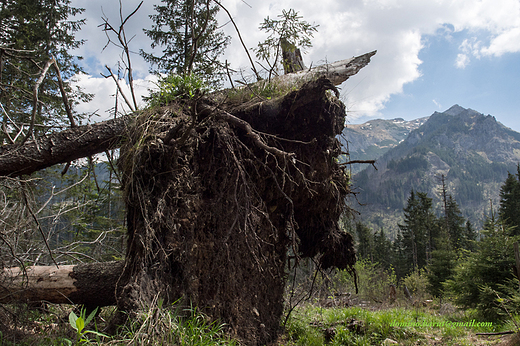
[115,77,356,345]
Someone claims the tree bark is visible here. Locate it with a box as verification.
[0,117,128,177]
[271,50,376,87]
[0,261,123,307]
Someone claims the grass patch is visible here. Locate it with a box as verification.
[0,301,236,346]
[282,305,506,346]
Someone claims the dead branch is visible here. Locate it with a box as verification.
[21,58,54,145]
[213,0,261,81]
[100,0,143,111]
[342,159,377,170]
[52,57,76,128]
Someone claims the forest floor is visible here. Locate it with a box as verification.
[1,299,518,345]
[278,301,517,346]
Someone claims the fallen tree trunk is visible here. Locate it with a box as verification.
[0,51,376,179]
[1,51,376,346]
[0,117,128,177]
[0,261,123,307]
[270,50,376,87]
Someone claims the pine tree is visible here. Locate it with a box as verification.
[0,0,86,142]
[397,190,437,276]
[499,165,520,235]
[444,214,520,321]
[445,195,467,250]
[462,220,477,251]
[373,227,392,270]
[355,222,374,261]
[427,228,456,298]
[141,0,230,86]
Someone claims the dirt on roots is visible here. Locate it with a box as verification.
[115,77,357,345]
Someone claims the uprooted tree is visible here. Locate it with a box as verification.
[0,51,375,344]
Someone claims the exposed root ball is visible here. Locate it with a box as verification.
[116,77,355,345]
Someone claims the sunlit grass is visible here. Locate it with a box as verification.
[282,304,504,346]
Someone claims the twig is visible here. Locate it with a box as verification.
[21,58,54,145]
[212,0,261,81]
[225,60,234,89]
[100,0,143,111]
[19,181,59,268]
[476,331,514,336]
[102,65,136,112]
[52,57,76,127]
[342,159,377,170]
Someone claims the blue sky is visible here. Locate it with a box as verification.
[356,27,520,130]
[70,0,520,132]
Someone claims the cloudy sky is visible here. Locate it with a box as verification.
[70,0,520,131]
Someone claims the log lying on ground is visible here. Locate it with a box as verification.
[0,261,123,307]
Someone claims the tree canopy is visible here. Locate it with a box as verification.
[140,0,230,86]
[0,0,87,144]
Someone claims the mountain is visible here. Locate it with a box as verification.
[342,117,428,173]
[348,105,520,237]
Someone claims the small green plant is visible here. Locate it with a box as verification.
[66,307,107,345]
[255,9,318,79]
[146,73,209,107]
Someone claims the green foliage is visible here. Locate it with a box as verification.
[396,190,439,277]
[445,195,475,251]
[444,217,520,321]
[141,0,229,86]
[119,300,236,345]
[66,307,107,344]
[499,164,520,235]
[402,269,430,301]
[388,155,429,173]
[284,305,497,346]
[146,73,209,107]
[255,9,318,78]
[0,0,88,143]
[336,259,396,301]
[355,222,373,261]
[427,231,457,298]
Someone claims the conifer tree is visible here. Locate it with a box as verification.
[445,195,467,250]
[499,165,520,235]
[444,213,520,321]
[427,227,456,298]
[355,221,374,261]
[141,0,230,86]
[0,0,86,142]
[373,227,392,270]
[397,190,436,275]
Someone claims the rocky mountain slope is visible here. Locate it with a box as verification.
[343,117,428,173]
[347,105,520,236]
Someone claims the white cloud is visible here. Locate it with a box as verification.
[69,0,520,120]
[482,27,520,56]
[455,53,470,69]
[72,73,157,122]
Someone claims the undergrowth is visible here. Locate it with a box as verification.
[282,305,504,346]
[0,301,514,345]
[0,300,236,346]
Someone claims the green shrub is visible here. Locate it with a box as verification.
[336,259,397,302]
[402,269,430,301]
[146,74,209,107]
